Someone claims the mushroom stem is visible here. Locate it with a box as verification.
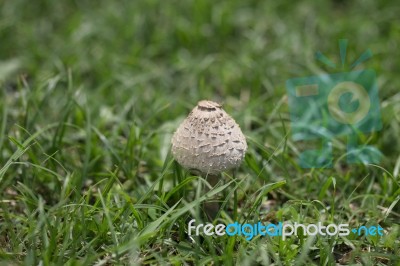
[203,173,221,220]
[206,173,220,187]
[232,170,238,221]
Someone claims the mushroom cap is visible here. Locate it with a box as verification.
[171,100,247,175]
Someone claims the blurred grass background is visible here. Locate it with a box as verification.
[1,0,400,265]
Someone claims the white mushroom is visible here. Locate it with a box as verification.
[171,100,247,175]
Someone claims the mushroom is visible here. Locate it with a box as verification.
[171,100,247,176]
[171,100,247,219]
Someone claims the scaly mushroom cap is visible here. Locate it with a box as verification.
[171,100,247,175]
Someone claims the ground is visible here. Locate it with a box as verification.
[0,0,399,265]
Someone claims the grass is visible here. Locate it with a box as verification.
[1,0,400,265]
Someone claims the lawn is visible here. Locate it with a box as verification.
[0,0,400,265]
